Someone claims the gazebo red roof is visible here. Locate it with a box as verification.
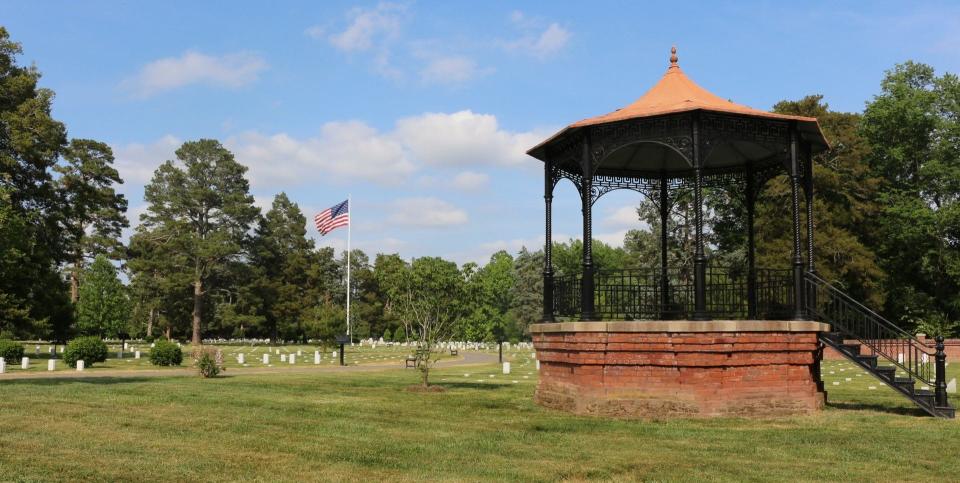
[528,47,829,160]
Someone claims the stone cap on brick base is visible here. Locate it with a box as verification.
[530,320,831,334]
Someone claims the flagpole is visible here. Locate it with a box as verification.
[346,193,351,344]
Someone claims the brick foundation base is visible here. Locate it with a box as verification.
[531,320,831,418]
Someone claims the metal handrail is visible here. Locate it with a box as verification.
[804,272,936,385]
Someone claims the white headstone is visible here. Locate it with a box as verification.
[21,357,29,369]
[276,349,280,355]
[238,353,245,364]
[0,357,5,373]
[263,354,270,364]
[280,354,287,362]
[503,362,511,374]
[535,360,540,371]
[297,350,302,356]
[314,351,321,364]
[123,342,129,350]
[59,346,64,353]
[151,343,155,348]
[117,351,123,359]
[289,355,295,365]
[35,345,40,355]
[897,353,904,364]
[76,360,85,371]
[135,351,141,359]
[922,353,929,364]
[47,359,56,371]
[948,378,957,394]
[332,350,337,358]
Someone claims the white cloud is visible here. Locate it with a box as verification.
[503,12,571,60]
[304,25,325,39]
[121,110,545,191]
[419,55,486,85]
[395,110,546,167]
[327,2,405,52]
[112,135,182,187]
[388,197,468,228]
[226,121,414,188]
[122,51,267,97]
[603,205,641,229]
[595,230,629,247]
[452,171,489,191]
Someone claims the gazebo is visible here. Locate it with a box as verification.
[526,48,834,417]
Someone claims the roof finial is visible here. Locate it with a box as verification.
[669,46,678,67]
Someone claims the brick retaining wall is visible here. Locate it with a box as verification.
[531,321,829,418]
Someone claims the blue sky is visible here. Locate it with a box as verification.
[4,1,959,264]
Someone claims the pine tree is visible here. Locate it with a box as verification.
[252,193,316,341]
[141,140,258,344]
[57,139,129,303]
[76,255,130,338]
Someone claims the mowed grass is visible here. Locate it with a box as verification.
[1,356,959,482]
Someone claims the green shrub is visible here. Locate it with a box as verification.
[0,339,24,363]
[63,336,108,368]
[382,328,393,342]
[193,347,224,378]
[149,340,183,366]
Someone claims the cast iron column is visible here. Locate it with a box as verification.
[789,125,806,320]
[580,138,596,321]
[659,177,671,316]
[745,167,757,319]
[542,159,555,322]
[803,142,817,314]
[692,116,709,320]
[935,336,948,407]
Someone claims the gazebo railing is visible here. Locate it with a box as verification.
[551,264,793,320]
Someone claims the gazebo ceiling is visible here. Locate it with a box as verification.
[528,47,829,173]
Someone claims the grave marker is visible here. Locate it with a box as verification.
[289,354,295,365]
[280,354,287,362]
[238,353,245,364]
[135,351,141,359]
[503,362,511,374]
[314,351,321,364]
[47,359,55,371]
[77,360,85,371]
[0,357,5,373]
[21,357,29,369]
[263,354,270,364]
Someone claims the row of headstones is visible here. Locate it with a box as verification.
[0,357,89,373]
[240,350,337,365]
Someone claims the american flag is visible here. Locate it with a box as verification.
[314,199,349,235]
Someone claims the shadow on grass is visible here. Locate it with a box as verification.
[0,376,167,386]
[826,400,929,417]
[436,382,511,391]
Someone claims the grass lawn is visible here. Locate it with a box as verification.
[1,356,958,482]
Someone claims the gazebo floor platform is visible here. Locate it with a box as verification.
[531,320,831,418]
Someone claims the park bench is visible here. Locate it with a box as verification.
[405,348,429,368]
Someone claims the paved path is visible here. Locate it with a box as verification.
[0,351,499,381]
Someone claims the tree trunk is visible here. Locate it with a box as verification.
[147,307,155,337]
[165,326,171,340]
[192,279,203,345]
[70,265,80,303]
